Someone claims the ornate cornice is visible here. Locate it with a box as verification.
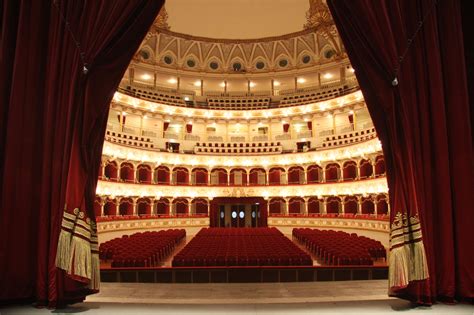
[134,20,345,74]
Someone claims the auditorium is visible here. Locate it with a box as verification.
[0,0,473,314]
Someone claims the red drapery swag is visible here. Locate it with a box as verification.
[163,121,170,131]
[348,113,353,124]
[328,0,474,304]
[0,0,163,307]
[306,121,312,130]
[186,123,193,133]
[283,123,290,133]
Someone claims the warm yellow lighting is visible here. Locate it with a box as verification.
[184,96,190,101]
[297,78,306,84]
[273,81,281,86]
[143,115,148,119]
[121,111,127,116]
[141,73,152,80]
[323,73,333,79]
[193,81,201,87]
[349,68,355,73]
[168,78,178,84]
[219,82,226,87]
[249,82,256,88]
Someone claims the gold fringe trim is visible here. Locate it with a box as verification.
[389,211,429,288]
[70,234,92,279]
[56,206,100,290]
[55,229,73,271]
[89,253,100,290]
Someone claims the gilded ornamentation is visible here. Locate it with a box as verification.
[388,211,429,289]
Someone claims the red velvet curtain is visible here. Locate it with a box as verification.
[328,0,473,303]
[163,121,170,131]
[0,0,163,307]
[307,121,312,130]
[283,123,290,133]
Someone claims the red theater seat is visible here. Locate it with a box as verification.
[292,228,386,266]
[172,227,312,267]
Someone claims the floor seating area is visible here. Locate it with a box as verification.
[292,228,386,266]
[100,229,186,267]
[172,227,312,267]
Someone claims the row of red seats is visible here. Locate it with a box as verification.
[99,229,185,267]
[293,228,386,266]
[172,228,312,267]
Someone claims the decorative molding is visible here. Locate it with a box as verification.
[95,177,388,199]
[268,216,389,233]
[112,89,364,118]
[101,137,383,168]
[97,217,209,233]
[134,22,345,74]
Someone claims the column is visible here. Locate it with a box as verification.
[247,121,251,142]
[207,199,211,216]
[371,162,376,178]
[317,72,321,87]
[321,167,326,183]
[294,77,298,90]
[129,67,134,86]
[341,199,345,214]
[246,170,250,186]
[284,169,288,185]
[247,79,251,93]
[322,198,327,214]
[332,113,336,133]
[374,199,378,216]
[224,80,228,93]
[152,199,157,216]
[177,76,181,91]
[303,168,308,184]
[207,169,212,186]
[187,198,192,216]
[225,121,229,142]
[100,199,105,217]
[271,79,275,96]
[170,198,175,216]
[200,79,204,96]
[265,170,269,185]
[268,120,272,141]
[355,162,360,179]
[340,66,346,84]
[153,72,157,88]
[304,198,309,216]
[132,198,138,216]
[284,198,289,215]
[101,161,106,177]
[357,196,362,215]
[266,200,270,216]
[387,202,391,215]
[139,115,144,136]
[353,110,357,130]
[337,166,342,182]
[227,170,230,186]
